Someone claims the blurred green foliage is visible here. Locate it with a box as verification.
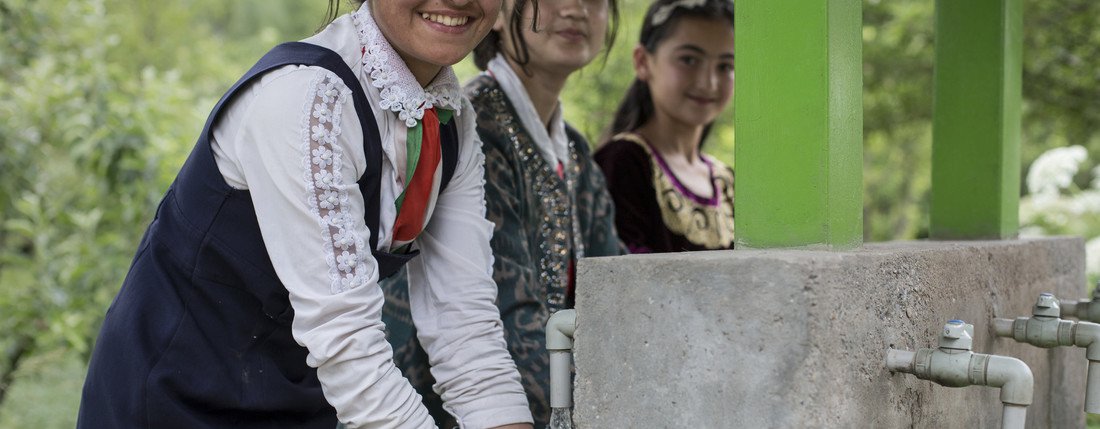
[0,0,331,424]
[861,0,1100,241]
[0,0,1097,426]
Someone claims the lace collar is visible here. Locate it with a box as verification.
[352,4,464,128]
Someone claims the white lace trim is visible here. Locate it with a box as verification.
[473,148,495,278]
[352,4,464,128]
[301,71,370,294]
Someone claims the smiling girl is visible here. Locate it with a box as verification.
[77,1,532,428]
[465,0,624,425]
[595,0,735,253]
[380,0,621,427]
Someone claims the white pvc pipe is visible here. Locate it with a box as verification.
[985,355,1034,408]
[547,310,577,410]
[887,341,1032,427]
[1076,322,1100,413]
[1061,299,1082,319]
[1001,404,1027,429]
[992,318,1015,338]
[550,351,572,408]
[885,349,915,373]
[547,310,576,351]
[1088,361,1100,414]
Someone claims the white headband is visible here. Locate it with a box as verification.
[651,0,708,26]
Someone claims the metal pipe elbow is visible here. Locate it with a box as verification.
[547,309,577,351]
[985,355,1034,406]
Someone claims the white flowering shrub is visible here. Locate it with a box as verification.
[1020,145,1100,283]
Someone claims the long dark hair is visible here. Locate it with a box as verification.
[473,0,621,72]
[605,0,734,146]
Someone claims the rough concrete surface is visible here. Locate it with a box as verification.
[573,238,1086,428]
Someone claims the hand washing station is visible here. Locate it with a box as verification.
[567,238,1086,428]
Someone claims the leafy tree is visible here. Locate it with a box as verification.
[0,0,326,421]
[861,0,936,240]
[1,0,198,410]
[861,0,1100,241]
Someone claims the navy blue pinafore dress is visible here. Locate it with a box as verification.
[76,42,458,429]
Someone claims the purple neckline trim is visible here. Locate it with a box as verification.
[638,137,720,207]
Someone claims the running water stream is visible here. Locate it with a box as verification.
[548,407,573,429]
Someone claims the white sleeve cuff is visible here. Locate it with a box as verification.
[447,395,534,429]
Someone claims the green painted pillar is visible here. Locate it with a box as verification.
[734,0,863,249]
[930,0,1022,239]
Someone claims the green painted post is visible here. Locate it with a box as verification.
[734,0,863,249]
[931,0,1023,239]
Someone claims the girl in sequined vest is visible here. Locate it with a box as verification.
[381,0,623,427]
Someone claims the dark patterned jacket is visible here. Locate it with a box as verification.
[380,75,623,429]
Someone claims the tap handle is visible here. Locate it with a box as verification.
[1033,293,1061,318]
[940,320,974,351]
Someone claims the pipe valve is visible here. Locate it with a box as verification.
[940,319,973,350]
[993,292,1100,414]
[1060,286,1100,323]
[887,320,1033,429]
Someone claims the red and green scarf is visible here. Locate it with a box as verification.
[391,107,453,250]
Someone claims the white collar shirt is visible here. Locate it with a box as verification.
[486,54,571,171]
[208,4,531,428]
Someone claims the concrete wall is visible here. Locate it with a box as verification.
[573,238,1086,428]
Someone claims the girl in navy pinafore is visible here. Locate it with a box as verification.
[76,2,533,428]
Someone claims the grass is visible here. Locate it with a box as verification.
[0,350,84,429]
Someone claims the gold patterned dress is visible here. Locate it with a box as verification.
[594,132,735,253]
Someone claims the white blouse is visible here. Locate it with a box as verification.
[209,4,531,429]
[486,54,570,170]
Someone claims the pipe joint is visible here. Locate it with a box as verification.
[984,354,1035,406]
[1062,298,1100,323]
[1021,317,1076,348]
[1075,321,1100,361]
[1087,301,1100,324]
[546,309,576,351]
[995,316,1076,348]
[927,349,976,387]
[1061,298,1086,319]
[545,310,577,410]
